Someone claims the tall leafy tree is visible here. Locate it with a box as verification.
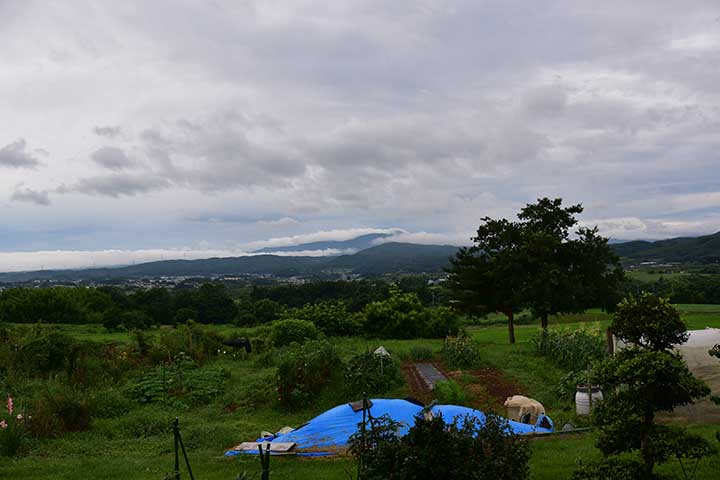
[448,218,526,343]
[518,198,623,328]
[447,198,624,341]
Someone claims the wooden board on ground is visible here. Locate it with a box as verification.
[231,441,297,453]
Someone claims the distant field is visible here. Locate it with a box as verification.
[626,269,691,282]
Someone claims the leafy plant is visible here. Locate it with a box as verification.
[0,394,26,457]
[128,353,229,407]
[349,413,530,480]
[155,320,225,363]
[26,383,92,437]
[362,288,458,339]
[407,345,434,362]
[432,380,468,405]
[612,293,688,350]
[344,351,402,396]
[276,340,343,409]
[269,319,319,347]
[442,329,480,368]
[533,326,606,371]
[282,301,361,337]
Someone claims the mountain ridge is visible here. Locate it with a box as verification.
[611,231,720,263]
[251,232,397,253]
[0,242,460,282]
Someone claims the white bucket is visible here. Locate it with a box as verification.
[575,385,603,416]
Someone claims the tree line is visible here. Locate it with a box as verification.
[0,284,237,329]
[628,274,720,304]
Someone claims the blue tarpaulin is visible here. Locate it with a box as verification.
[225,399,553,457]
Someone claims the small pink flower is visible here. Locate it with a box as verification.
[6,395,13,416]
[0,420,7,429]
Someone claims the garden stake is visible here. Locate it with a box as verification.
[258,443,271,480]
[172,418,195,480]
[173,418,179,480]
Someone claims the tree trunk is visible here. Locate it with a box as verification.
[507,310,516,344]
[541,312,549,330]
[640,413,655,479]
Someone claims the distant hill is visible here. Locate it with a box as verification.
[612,231,720,264]
[0,255,328,283]
[252,232,397,254]
[0,242,461,282]
[325,242,459,275]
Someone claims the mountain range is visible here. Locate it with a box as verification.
[611,231,720,264]
[251,232,397,254]
[0,230,717,283]
[0,242,460,283]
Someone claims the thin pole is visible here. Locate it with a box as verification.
[178,427,195,480]
[173,418,180,480]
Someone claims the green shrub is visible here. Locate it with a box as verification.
[155,321,225,363]
[407,345,434,361]
[218,370,277,411]
[276,340,343,409]
[11,327,75,377]
[108,406,174,438]
[442,329,481,368]
[282,301,361,337]
[27,383,92,437]
[89,388,134,418]
[128,353,228,407]
[432,380,468,405]
[270,319,319,347]
[349,413,530,480]
[572,457,645,480]
[362,289,459,339]
[344,351,402,396]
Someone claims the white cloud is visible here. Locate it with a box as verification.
[241,227,405,251]
[374,231,462,246]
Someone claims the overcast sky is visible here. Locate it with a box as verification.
[1,0,720,271]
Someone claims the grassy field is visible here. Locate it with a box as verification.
[2,306,719,479]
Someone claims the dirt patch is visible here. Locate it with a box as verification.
[469,368,524,404]
[445,367,526,411]
[402,362,524,411]
[402,362,432,404]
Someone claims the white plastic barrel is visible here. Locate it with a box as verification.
[575,385,603,416]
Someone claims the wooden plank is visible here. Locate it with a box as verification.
[232,441,296,453]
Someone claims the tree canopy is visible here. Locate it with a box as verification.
[447,197,624,343]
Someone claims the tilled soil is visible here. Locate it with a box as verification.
[402,362,524,410]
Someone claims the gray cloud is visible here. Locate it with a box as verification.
[63,174,171,198]
[93,125,122,138]
[91,146,136,170]
[137,112,306,191]
[0,139,41,169]
[10,186,50,206]
[1,0,720,263]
